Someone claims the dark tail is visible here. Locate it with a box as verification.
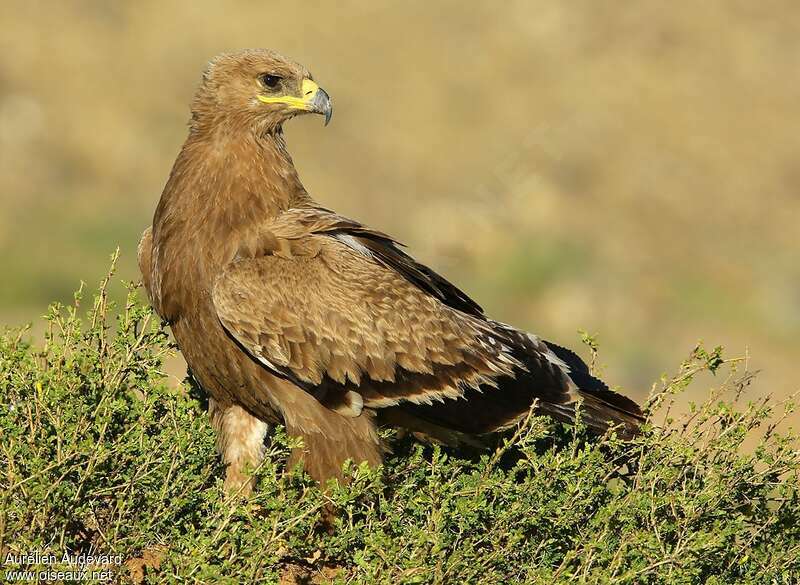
[392,329,645,442]
[538,340,645,438]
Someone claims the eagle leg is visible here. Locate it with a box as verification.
[283,408,384,485]
[209,399,270,496]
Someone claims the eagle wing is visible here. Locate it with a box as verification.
[212,207,642,436]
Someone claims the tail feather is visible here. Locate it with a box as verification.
[391,325,645,442]
[535,392,644,439]
[543,340,645,438]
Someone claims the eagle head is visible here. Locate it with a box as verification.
[191,48,332,134]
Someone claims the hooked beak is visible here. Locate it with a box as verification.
[257,78,333,126]
[309,85,333,126]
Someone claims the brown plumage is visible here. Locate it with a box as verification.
[139,49,644,492]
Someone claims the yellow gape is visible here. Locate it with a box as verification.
[257,78,321,110]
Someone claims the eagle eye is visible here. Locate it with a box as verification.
[260,74,282,89]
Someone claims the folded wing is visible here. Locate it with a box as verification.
[212,208,643,437]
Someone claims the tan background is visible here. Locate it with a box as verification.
[1,1,798,416]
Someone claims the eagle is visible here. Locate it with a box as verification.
[138,49,644,493]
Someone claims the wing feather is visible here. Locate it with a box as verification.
[213,234,529,417]
[213,207,642,437]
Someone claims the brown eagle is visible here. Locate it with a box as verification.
[138,49,644,493]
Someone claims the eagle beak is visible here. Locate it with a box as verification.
[257,78,332,126]
[304,79,333,126]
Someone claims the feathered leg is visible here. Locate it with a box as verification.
[208,399,270,495]
[274,386,384,483]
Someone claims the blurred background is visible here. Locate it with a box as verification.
[1,1,797,419]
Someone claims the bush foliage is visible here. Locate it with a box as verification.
[1,260,798,584]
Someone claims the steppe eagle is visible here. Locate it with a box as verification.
[138,49,644,492]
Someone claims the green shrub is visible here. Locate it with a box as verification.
[1,257,798,584]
